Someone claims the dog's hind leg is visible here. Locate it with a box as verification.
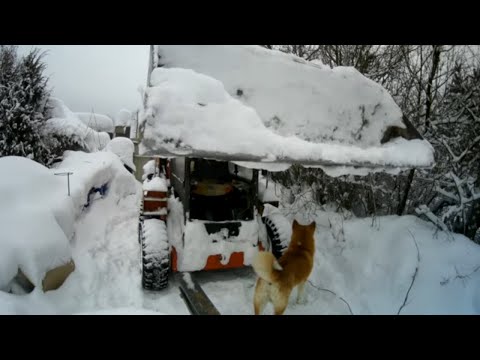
[296,281,307,304]
[254,279,269,315]
[273,288,291,315]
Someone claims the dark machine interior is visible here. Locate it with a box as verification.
[189,159,255,222]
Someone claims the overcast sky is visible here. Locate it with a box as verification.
[18,45,150,117]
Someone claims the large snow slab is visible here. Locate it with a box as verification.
[139,45,434,172]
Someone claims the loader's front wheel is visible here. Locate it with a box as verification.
[140,218,170,291]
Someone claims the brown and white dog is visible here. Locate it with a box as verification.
[253,219,316,315]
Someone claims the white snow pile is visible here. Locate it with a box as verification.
[139,45,434,172]
[142,159,156,180]
[0,151,180,315]
[0,156,74,291]
[115,109,132,127]
[143,176,168,192]
[104,137,136,172]
[52,150,138,214]
[0,150,139,301]
[46,98,111,152]
[76,112,115,133]
[307,214,480,315]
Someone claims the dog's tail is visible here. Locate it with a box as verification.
[252,251,283,283]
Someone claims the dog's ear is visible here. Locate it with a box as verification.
[309,221,316,230]
[292,219,299,228]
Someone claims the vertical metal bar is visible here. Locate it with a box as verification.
[67,173,71,196]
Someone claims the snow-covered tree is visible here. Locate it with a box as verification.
[0,46,78,166]
[427,64,480,240]
[0,46,50,162]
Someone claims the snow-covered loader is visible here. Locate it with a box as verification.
[138,157,290,291]
[135,46,435,313]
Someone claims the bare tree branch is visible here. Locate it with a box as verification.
[307,280,354,315]
[397,230,420,315]
[440,264,480,286]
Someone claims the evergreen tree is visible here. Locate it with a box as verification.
[0,46,79,166]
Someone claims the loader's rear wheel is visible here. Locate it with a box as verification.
[140,218,170,291]
[263,214,291,259]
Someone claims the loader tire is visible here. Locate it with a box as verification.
[263,215,291,259]
[140,218,170,291]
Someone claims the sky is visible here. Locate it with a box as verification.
[18,45,150,117]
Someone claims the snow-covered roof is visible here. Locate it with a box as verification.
[138,45,434,173]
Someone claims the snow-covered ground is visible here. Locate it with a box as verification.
[1,152,479,315]
[197,214,480,315]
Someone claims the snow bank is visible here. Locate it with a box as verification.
[0,157,74,289]
[0,290,58,315]
[139,46,434,172]
[76,112,115,133]
[105,137,136,172]
[46,98,111,152]
[308,215,480,315]
[52,150,138,214]
[0,150,139,293]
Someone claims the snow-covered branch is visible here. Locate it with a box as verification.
[416,205,450,232]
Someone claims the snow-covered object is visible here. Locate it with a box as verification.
[0,151,138,291]
[139,45,435,173]
[105,137,136,172]
[177,219,260,272]
[52,150,138,214]
[115,109,132,127]
[143,176,168,192]
[46,98,111,152]
[0,156,74,289]
[166,195,261,272]
[76,112,115,133]
[142,159,156,180]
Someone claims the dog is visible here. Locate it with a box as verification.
[253,219,316,315]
